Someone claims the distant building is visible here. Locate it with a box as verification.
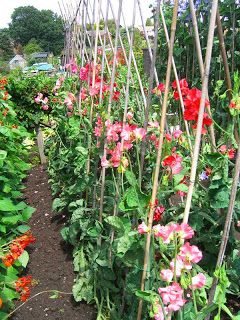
[31,52,53,63]
[136,26,155,39]
[9,55,27,70]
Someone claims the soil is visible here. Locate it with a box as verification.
[12,165,96,320]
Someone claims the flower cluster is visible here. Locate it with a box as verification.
[0,77,8,90]
[162,153,183,175]
[219,145,235,159]
[64,92,76,116]
[65,58,78,74]
[15,276,33,302]
[35,93,49,111]
[79,62,120,102]
[138,222,206,318]
[2,232,36,267]
[172,79,212,134]
[99,118,146,171]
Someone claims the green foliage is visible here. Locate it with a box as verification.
[9,6,64,55]
[23,38,43,56]
[0,76,35,315]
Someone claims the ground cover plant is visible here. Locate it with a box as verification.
[0,77,36,319]
[1,0,240,319]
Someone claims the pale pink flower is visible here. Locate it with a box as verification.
[175,223,194,240]
[173,129,183,139]
[133,128,146,141]
[170,257,185,277]
[121,124,133,141]
[80,87,88,100]
[153,304,166,320]
[153,225,173,244]
[158,283,186,312]
[237,221,240,227]
[101,156,110,168]
[190,273,206,289]
[148,121,159,128]
[138,222,150,234]
[89,86,99,96]
[160,269,173,282]
[35,93,43,103]
[219,145,227,153]
[179,242,203,268]
[127,112,133,120]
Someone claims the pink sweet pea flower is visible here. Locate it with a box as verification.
[190,273,206,289]
[153,304,167,320]
[101,156,110,168]
[89,86,99,96]
[133,128,146,141]
[160,269,173,282]
[148,121,159,128]
[228,148,235,159]
[158,282,186,312]
[219,145,227,153]
[80,66,88,80]
[42,105,49,111]
[153,225,173,243]
[170,256,185,277]
[173,129,183,139]
[175,223,194,240]
[138,222,150,234]
[127,112,133,121]
[179,242,203,268]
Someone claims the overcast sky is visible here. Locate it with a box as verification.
[0,0,154,28]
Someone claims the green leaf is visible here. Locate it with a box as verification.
[22,206,35,221]
[174,183,189,193]
[125,170,137,186]
[0,150,7,160]
[105,216,130,232]
[16,225,31,233]
[135,290,157,303]
[0,198,18,211]
[52,198,66,212]
[18,250,29,267]
[126,187,139,207]
[1,215,22,224]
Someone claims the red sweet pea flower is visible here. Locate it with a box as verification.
[162,153,183,175]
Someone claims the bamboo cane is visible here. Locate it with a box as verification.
[137,1,179,318]
[189,0,217,150]
[183,0,219,224]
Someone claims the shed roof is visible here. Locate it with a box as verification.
[9,55,26,64]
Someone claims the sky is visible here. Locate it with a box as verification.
[0,0,153,29]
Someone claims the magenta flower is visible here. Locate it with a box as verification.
[80,66,88,81]
[173,129,183,139]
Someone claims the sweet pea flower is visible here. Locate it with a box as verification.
[173,129,183,139]
[165,133,172,142]
[160,269,173,282]
[127,112,133,120]
[42,105,49,111]
[170,256,185,277]
[162,153,183,175]
[101,156,110,168]
[179,242,203,268]
[138,222,150,234]
[153,224,173,243]
[190,273,206,289]
[153,303,167,320]
[80,66,88,80]
[175,223,194,240]
[158,282,186,312]
[133,128,146,141]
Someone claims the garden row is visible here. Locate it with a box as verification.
[0,77,36,319]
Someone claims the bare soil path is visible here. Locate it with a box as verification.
[12,165,96,320]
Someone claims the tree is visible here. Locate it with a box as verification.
[9,6,64,55]
[0,28,13,59]
[23,39,43,56]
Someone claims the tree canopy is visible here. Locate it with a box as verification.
[9,6,64,55]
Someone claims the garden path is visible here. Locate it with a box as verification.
[12,165,96,320]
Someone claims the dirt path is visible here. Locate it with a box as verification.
[12,165,96,320]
